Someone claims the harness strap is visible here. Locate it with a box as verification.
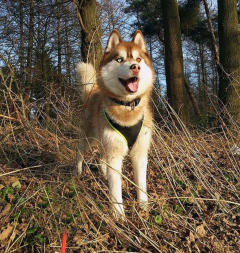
[104,111,144,148]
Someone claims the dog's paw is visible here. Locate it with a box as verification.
[138,200,149,219]
[139,199,148,211]
[138,193,148,210]
[112,203,125,220]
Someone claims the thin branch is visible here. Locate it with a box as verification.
[72,0,88,34]
[202,0,220,64]
[0,114,21,123]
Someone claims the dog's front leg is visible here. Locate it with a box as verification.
[132,154,148,207]
[130,127,151,209]
[107,156,125,218]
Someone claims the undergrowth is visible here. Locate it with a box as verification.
[0,82,240,252]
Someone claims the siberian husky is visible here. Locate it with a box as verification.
[76,30,154,218]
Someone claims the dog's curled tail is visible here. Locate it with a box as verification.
[76,62,97,102]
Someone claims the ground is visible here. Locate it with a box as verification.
[0,119,240,252]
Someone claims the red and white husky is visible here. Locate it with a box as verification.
[76,30,154,218]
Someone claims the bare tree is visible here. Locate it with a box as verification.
[162,0,189,123]
[218,0,240,123]
[74,0,102,69]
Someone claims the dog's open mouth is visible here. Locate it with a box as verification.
[119,77,139,93]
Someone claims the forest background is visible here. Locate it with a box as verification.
[0,0,240,252]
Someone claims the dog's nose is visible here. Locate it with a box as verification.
[130,64,140,73]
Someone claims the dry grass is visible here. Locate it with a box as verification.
[0,81,240,252]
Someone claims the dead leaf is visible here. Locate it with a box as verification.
[194,240,204,252]
[7,193,15,202]
[73,233,84,246]
[189,231,195,242]
[18,223,28,231]
[196,224,206,238]
[0,203,11,218]
[215,192,220,201]
[212,241,225,253]
[6,177,18,186]
[189,196,195,203]
[10,230,16,242]
[0,224,13,241]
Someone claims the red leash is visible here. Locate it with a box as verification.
[60,230,67,253]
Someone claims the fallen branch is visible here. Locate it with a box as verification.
[0,114,21,123]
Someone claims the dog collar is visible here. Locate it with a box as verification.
[104,111,143,148]
[110,97,141,110]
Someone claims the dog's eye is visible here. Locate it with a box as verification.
[116,57,124,63]
[136,57,142,63]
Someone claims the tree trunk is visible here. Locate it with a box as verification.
[184,78,201,118]
[74,0,102,69]
[19,0,26,116]
[199,43,209,114]
[162,0,189,124]
[65,19,71,86]
[202,0,220,64]
[24,0,35,118]
[26,0,34,86]
[57,0,62,76]
[19,0,24,79]
[218,0,240,123]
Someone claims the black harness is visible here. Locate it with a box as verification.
[104,98,143,148]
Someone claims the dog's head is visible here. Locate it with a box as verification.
[100,30,154,99]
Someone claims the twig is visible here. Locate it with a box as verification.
[0,114,21,123]
[0,165,43,177]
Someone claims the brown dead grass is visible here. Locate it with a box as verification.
[0,86,240,252]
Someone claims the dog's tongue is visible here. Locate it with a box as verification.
[126,78,139,93]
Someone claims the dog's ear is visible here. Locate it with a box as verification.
[105,30,121,53]
[132,30,147,52]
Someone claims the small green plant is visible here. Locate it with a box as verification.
[127,246,136,252]
[174,176,184,187]
[98,203,104,210]
[62,213,74,224]
[25,225,45,245]
[191,189,198,197]
[154,215,163,225]
[180,197,191,204]
[12,180,21,189]
[38,186,51,208]
[224,173,231,181]
[175,205,183,214]
[1,187,14,201]
[64,184,76,198]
